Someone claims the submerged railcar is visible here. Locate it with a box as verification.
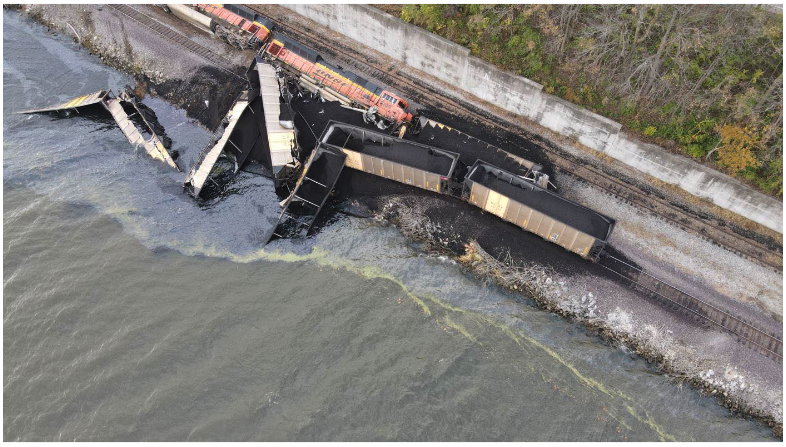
[463,160,615,260]
[320,121,459,194]
[264,34,413,125]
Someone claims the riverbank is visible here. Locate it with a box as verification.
[373,194,782,437]
[12,4,782,437]
[8,4,248,130]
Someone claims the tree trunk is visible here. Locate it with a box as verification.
[639,7,678,97]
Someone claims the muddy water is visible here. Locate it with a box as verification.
[2,11,776,441]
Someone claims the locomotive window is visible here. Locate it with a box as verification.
[381,93,397,105]
[248,24,259,34]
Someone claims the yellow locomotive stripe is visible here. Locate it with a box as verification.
[274,44,384,101]
[314,63,376,97]
[252,21,270,32]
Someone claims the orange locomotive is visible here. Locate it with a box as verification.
[194,4,272,45]
[264,34,414,125]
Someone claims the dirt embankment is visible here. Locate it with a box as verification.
[14,4,245,130]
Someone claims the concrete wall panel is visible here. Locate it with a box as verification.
[608,135,783,231]
[534,95,622,152]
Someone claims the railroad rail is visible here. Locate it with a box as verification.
[107,4,246,82]
[249,6,782,273]
[598,255,783,362]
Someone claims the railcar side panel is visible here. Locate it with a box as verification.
[466,180,603,260]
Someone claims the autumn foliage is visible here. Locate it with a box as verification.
[388,5,783,196]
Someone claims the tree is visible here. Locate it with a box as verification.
[714,124,760,173]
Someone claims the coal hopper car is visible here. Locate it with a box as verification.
[463,160,615,260]
[268,121,459,241]
[321,122,459,194]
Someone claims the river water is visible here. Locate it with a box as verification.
[2,11,776,441]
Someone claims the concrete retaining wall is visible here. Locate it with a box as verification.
[283,4,783,233]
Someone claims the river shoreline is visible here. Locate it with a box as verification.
[10,4,782,437]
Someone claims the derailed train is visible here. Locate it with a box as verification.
[272,121,615,260]
[171,4,617,260]
[168,4,414,126]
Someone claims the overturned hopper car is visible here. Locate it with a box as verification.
[463,160,615,260]
[269,144,347,241]
[320,121,459,194]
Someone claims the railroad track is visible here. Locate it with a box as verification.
[250,7,782,274]
[599,255,783,362]
[103,5,783,360]
[107,5,246,82]
[110,4,781,272]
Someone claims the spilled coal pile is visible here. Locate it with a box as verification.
[3,10,777,441]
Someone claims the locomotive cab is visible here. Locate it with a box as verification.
[377,91,413,124]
